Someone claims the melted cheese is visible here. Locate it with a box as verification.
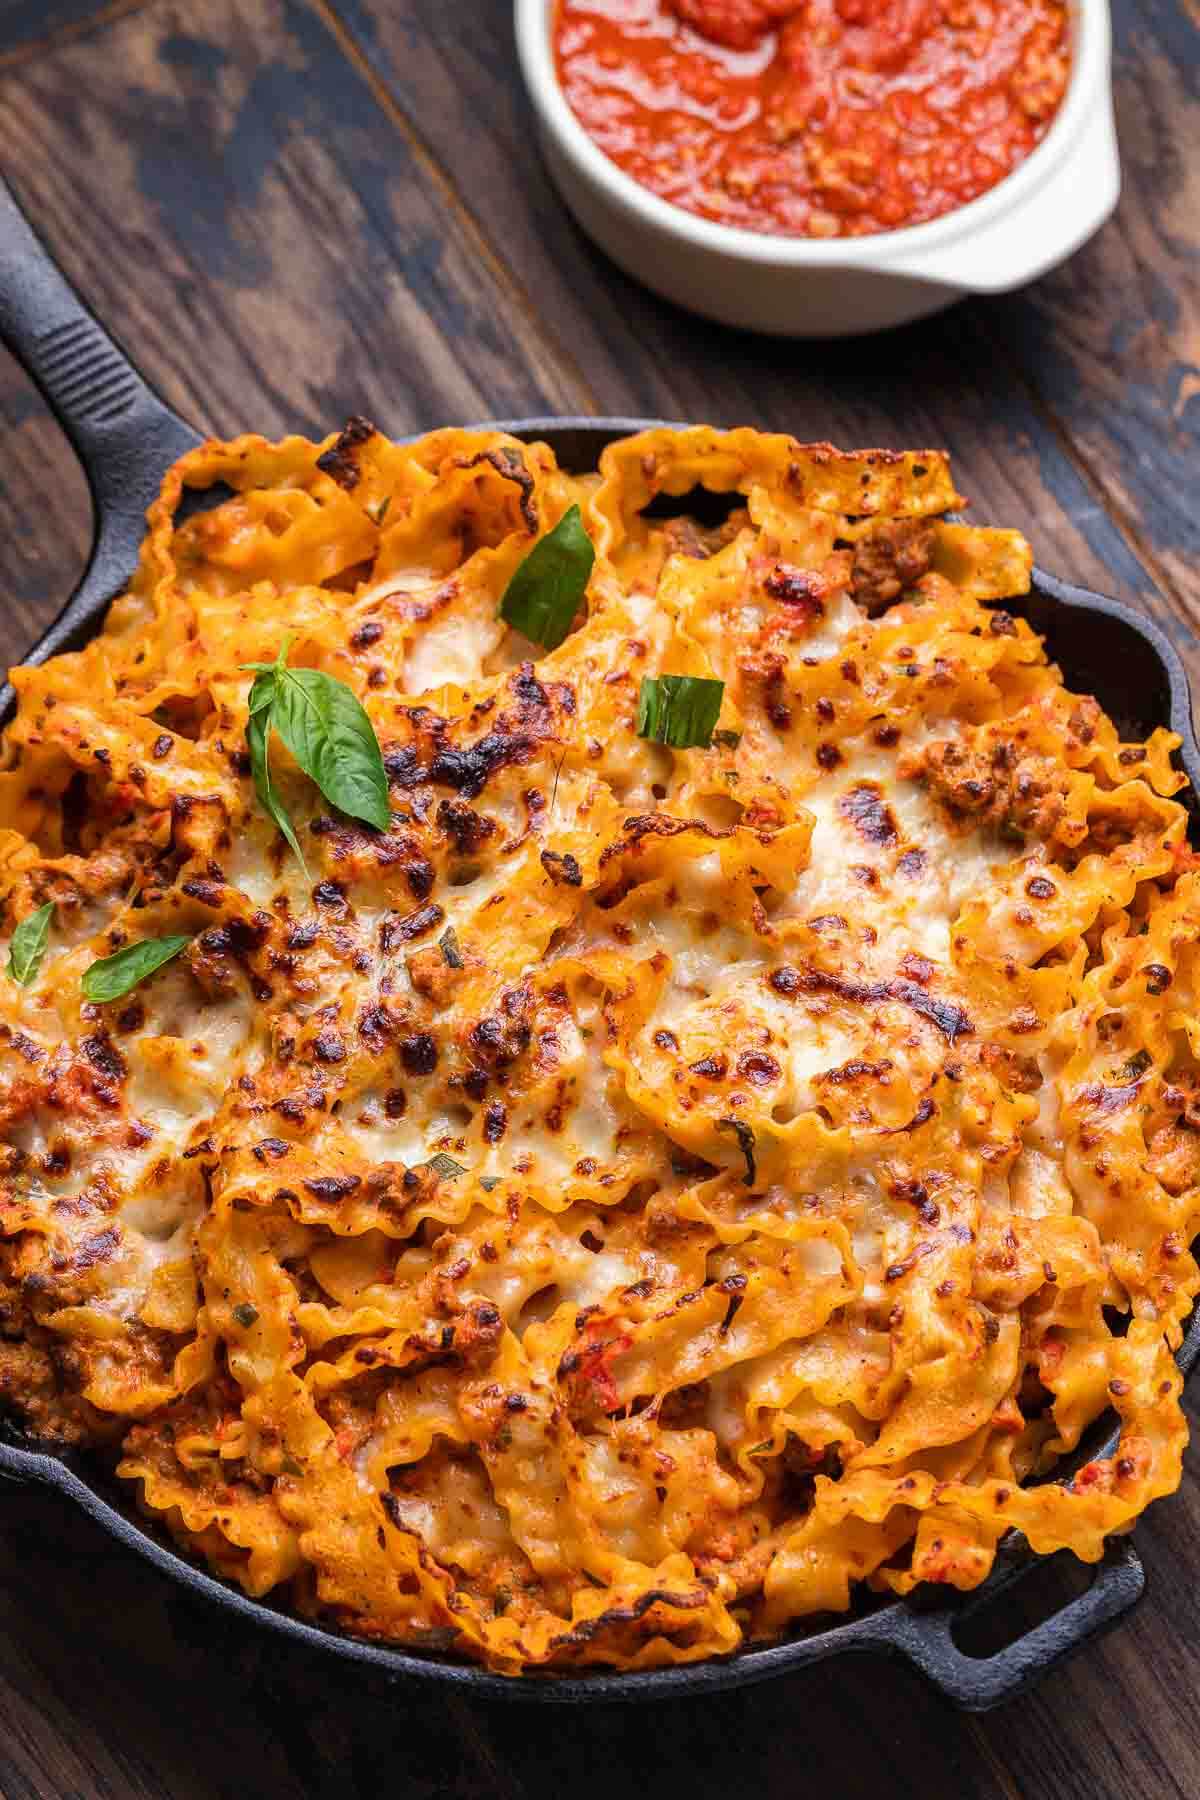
[0,421,1194,1676]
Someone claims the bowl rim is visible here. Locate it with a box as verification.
[514,0,1108,266]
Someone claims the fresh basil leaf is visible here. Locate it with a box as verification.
[636,675,725,750]
[438,926,463,969]
[426,1152,467,1180]
[479,1175,501,1192]
[243,644,388,856]
[245,656,307,870]
[498,503,594,651]
[243,636,293,692]
[246,701,309,876]
[82,934,191,1003]
[246,667,279,714]
[270,665,391,832]
[7,901,53,987]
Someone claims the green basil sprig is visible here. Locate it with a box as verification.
[439,926,463,969]
[247,684,307,872]
[498,504,594,651]
[82,935,191,1003]
[426,1152,466,1180]
[636,675,725,750]
[7,902,53,987]
[243,642,390,868]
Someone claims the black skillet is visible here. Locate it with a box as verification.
[2,173,1199,1710]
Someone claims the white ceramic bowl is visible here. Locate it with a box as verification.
[515,0,1119,337]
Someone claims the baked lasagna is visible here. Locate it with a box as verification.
[0,423,1195,1673]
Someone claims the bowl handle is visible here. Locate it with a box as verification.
[882,94,1120,296]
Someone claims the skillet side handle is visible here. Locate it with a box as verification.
[0,173,202,628]
[872,1538,1145,1710]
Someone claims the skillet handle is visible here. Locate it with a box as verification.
[0,173,202,636]
[870,1537,1145,1710]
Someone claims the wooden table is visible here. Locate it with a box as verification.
[0,1,1198,1794]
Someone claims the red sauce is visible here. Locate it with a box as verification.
[553,0,1070,238]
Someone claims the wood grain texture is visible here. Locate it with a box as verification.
[0,0,586,648]
[0,0,149,68]
[984,0,1200,630]
[0,0,585,663]
[1,0,1199,1795]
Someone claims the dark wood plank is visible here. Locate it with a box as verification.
[327,0,1179,643]
[0,0,148,67]
[0,0,585,488]
[983,0,1200,629]
[0,0,590,672]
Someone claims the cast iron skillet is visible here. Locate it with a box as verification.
[2,174,1199,1710]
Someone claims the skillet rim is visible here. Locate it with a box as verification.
[3,414,1197,1707]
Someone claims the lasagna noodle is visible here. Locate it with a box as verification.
[0,422,1195,1673]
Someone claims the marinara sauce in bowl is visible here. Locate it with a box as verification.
[554,0,1069,240]
[515,0,1119,334]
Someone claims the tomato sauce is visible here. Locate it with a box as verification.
[553,0,1070,238]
